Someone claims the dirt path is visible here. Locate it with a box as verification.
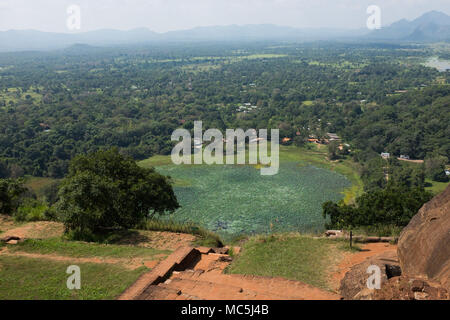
[0,221,64,240]
[397,158,424,164]
[329,242,397,291]
[0,215,14,230]
[0,247,162,270]
[113,230,196,251]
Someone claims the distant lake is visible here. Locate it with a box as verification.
[425,57,450,72]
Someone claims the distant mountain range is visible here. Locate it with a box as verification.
[0,11,449,52]
[0,25,368,52]
[368,11,450,42]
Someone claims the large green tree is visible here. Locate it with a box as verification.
[0,178,27,215]
[424,153,449,182]
[56,148,179,235]
[322,185,433,229]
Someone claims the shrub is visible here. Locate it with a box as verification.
[14,200,48,222]
[0,178,27,215]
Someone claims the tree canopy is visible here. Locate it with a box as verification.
[322,184,433,230]
[0,178,27,215]
[56,148,179,236]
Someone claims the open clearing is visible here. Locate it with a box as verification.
[0,217,195,300]
[226,233,397,293]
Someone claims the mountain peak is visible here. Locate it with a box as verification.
[369,10,450,42]
[412,10,450,26]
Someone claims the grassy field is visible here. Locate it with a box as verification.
[24,176,59,198]
[0,231,172,300]
[0,87,43,106]
[425,179,450,195]
[0,255,146,300]
[227,234,343,290]
[394,161,449,195]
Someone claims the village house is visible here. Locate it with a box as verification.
[381,152,390,159]
[327,133,341,142]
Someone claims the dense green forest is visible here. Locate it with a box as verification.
[0,42,448,178]
[0,41,449,237]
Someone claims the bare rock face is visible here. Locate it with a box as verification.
[397,185,450,291]
[340,251,400,300]
[371,276,449,300]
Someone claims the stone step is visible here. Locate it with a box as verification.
[173,269,205,279]
[118,246,200,300]
[139,285,185,300]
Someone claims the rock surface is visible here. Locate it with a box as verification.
[371,276,449,300]
[339,250,400,300]
[397,184,450,291]
[340,185,450,300]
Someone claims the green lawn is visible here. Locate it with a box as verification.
[0,255,146,300]
[0,237,171,300]
[139,154,173,167]
[8,238,171,260]
[25,176,59,198]
[425,179,450,195]
[227,234,341,290]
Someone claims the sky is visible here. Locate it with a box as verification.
[0,0,450,33]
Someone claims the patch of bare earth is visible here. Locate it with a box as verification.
[114,230,197,251]
[328,242,397,292]
[0,215,17,233]
[0,221,64,240]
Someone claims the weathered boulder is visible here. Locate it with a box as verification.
[397,184,450,291]
[339,251,400,300]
